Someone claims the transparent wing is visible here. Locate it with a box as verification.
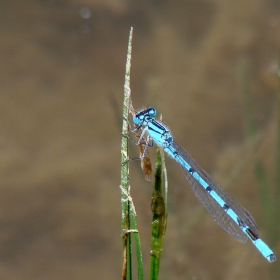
[172,141,258,243]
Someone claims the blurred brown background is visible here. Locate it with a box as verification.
[0,0,279,279]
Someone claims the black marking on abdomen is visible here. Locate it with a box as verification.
[206,186,212,193]
[237,217,245,227]
[246,228,259,241]
[189,168,195,174]
[173,151,179,160]
[223,204,230,211]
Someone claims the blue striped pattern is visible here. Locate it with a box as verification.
[132,107,276,262]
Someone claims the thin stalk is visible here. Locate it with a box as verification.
[120,27,144,280]
[240,59,271,223]
[273,52,280,244]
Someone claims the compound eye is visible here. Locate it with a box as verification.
[133,114,142,124]
[148,108,157,117]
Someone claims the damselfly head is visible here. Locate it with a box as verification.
[133,107,157,124]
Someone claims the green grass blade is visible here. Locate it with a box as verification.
[149,147,167,280]
[120,27,133,280]
[120,27,144,280]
